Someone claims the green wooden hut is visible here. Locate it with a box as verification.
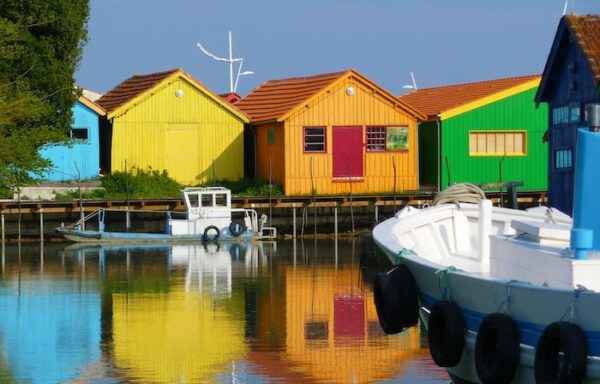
[399,75,548,191]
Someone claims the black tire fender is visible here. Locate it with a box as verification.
[475,313,521,384]
[373,264,419,334]
[229,220,247,237]
[203,225,220,241]
[534,321,587,384]
[428,301,466,367]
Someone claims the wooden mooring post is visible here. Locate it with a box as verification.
[334,203,338,238]
[39,208,44,243]
[292,205,297,238]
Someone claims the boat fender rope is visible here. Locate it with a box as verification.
[435,266,457,302]
[496,280,518,314]
[560,285,588,321]
[394,248,416,265]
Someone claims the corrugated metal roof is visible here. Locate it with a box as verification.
[96,69,179,112]
[565,14,600,84]
[398,74,541,118]
[236,71,349,123]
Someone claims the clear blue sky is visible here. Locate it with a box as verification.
[75,0,599,97]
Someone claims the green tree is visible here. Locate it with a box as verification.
[0,1,89,196]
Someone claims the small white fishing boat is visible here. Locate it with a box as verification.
[373,108,600,384]
[56,187,277,243]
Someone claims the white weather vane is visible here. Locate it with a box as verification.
[196,31,254,93]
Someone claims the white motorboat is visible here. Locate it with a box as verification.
[56,187,277,243]
[373,107,600,384]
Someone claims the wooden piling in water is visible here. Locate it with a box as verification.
[39,208,44,243]
[334,204,338,238]
[292,205,297,238]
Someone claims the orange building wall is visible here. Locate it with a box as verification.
[282,78,419,195]
[255,123,285,186]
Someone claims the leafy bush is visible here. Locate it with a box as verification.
[101,168,183,199]
[197,178,282,197]
[54,188,106,201]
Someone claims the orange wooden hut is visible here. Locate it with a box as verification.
[236,70,425,195]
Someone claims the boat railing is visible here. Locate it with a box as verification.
[232,208,276,238]
[62,207,186,232]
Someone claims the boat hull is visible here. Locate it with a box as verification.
[376,243,600,384]
[57,228,267,243]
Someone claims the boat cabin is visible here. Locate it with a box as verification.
[169,187,275,239]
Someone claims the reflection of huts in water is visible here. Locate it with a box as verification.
[0,253,101,384]
[248,263,429,383]
[111,289,247,383]
[88,245,247,384]
[58,244,249,383]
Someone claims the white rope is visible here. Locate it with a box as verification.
[432,183,486,205]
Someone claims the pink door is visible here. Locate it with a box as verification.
[332,126,363,177]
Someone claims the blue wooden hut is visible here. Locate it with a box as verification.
[535,14,600,214]
[39,95,106,181]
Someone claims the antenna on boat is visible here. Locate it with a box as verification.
[196,31,254,93]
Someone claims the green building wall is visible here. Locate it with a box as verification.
[421,88,548,191]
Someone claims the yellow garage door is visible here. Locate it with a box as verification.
[165,124,199,184]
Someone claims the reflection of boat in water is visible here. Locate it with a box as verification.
[62,240,274,383]
[64,241,273,298]
[56,187,277,243]
[373,118,600,383]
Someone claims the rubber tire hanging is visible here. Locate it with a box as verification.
[373,264,419,334]
[203,225,220,241]
[428,301,466,367]
[534,321,587,384]
[474,313,521,384]
[229,220,247,237]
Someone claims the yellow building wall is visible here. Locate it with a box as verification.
[282,78,419,195]
[110,77,245,184]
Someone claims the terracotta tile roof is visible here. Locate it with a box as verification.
[565,14,600,84]
[236,70,351,122]
[219,92,241,105]
[398,74,541,118]
[96,69,180,112]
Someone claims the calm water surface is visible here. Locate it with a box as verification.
[0,238,449,384]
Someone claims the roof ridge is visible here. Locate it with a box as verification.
[564,14,600,83]
[129,68,181,79]
[403,74,540,94]
[266,69,351,84]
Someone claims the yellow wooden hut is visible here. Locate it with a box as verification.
[96,68,249,184]
[236,70,425,195]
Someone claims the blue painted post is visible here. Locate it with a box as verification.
[571,105,600,258]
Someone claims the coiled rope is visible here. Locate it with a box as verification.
[432,183,486,205]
